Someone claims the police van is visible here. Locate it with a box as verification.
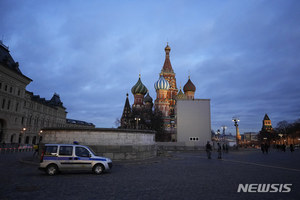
[39,143,112,175]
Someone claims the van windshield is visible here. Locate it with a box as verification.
[86,146,97,156]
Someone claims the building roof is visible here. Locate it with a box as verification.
[161,43,174,73]
[154,75,170,91]
[28,91,66,109]
[263,114,270,120]
[176,87,187,100]
[0,40,32,81]
[144,92,153,103]
[183,76,196,92]
[131,75,148,95]
[66,119,95,126]
[121,93,132,118]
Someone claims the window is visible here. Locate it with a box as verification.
[1,99,5,109]
[76,147,90,157]
[16,103,19,112]
[4,85,7,91]
[7,100,11,110]
[0,82,2,89]
[45,146,58,156]
[189,137,199,141]
[59,146,73,156]
[10,87,12,93]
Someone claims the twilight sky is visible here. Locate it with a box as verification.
[1,0,300,134]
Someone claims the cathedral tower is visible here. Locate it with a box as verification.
[131,74,147,111]
[154,75,170,117]
[262,114,273,132]
[159,44,178,115]
[120,93,132,129]
[183,76,196,100]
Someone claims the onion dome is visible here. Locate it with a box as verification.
[144,91,153,103]
[154,75,170,90]
[183,76,196,92]
[131,75,148,95]
[176,87,187,100]
[165,43,171,52]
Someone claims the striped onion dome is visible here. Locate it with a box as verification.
[154,75,170,90]
[131,75,148,95]
[183,76,196,92]
[144,92,153,103]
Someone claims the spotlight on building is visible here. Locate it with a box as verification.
[134,117,141,129]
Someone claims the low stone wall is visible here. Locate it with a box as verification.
[156,142,205,155]
[90,145,157,160]
[40,128,156,160]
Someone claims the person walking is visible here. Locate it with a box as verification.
[205,141,212,159]
[261,143,265,154]
[265,143,269,154]
[290,144,294,152]
[217,143,222,159]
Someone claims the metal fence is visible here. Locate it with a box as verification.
[0,143,34,153]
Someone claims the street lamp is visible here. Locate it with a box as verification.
[134,117,141,130]
[217,129,220,141]
[232,117,241,149]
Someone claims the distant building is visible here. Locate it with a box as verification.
[243,132,258,142]
[0,41,94,144]
[261,114,273,132]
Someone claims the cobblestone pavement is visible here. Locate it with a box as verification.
[0,149,299,200]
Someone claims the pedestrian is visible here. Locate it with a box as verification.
[290,144,294,152]
[33,144,39,159]
[225,144,229,153]
[282,144,286,152]
[222,144,225,151]
[217,143,222,159]
[205,141,212,159]
[261,143,265,154]
[265,143,269,154]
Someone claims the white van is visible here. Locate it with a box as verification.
[39,144,112,175]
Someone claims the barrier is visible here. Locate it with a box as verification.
[0,145,34,154]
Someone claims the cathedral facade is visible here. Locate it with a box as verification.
[120,44,199,141]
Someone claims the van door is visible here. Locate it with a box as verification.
[74,146,93,170]
[58,146,74,170]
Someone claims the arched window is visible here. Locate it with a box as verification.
[25,136,30,144]
[32,136,37,145]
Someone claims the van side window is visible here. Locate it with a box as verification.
[59,146,73,156]
[76,147,90,157]
[45,146,58,155]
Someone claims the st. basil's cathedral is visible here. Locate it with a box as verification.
[120,44,196,141]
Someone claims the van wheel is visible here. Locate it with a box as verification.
[46,164,58,176]
[93,164,104,175]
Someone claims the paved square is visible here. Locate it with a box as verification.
[0,149,299,200]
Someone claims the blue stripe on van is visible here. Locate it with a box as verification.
[89,158,106,161]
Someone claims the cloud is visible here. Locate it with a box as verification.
[1,0,299,133]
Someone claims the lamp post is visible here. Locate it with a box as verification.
[232,117,240,149]
[134,117,141,130]
[217,129,220,141]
